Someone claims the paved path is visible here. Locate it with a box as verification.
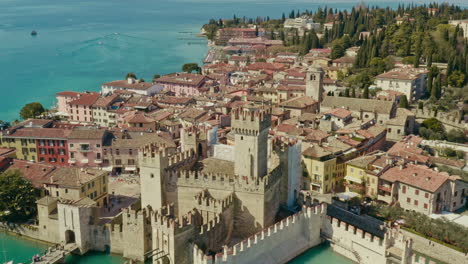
[401,229,468,264]
[32,243,78,264]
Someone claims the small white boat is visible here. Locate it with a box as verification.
[3,261,13,264]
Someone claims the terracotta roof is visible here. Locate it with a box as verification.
[280,96,317,109]
[69,93,100,106]
[155,73,206,87]
[321,96,395,115]
[156,96,194,105]
[4,159,56,188]
[93,94,119,108]
[5,128,71,139]
[376,68,428,81]
[102,80,155,90]
[277,85,305,92]
[47,167,107,188]
[126,113,155,124]
[380,164,450,193]
[247,62,286,72]
[56,91,82,97]
[325,108,352,119]
[304,129,329,142]
[68,128,106,139]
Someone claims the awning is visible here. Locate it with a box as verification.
[124,166,137,171]
[344,175,363,184]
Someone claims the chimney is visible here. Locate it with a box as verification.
[399,165,403,170]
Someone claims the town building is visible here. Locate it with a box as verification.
[68,93,100,123]
[101,78,163,96]
[378,164,466,214]
[67,128,110,168]
[375,67,428,102]
[155,73,208,96]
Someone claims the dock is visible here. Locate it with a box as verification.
[30,243,78,264]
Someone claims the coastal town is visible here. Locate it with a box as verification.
[0,2,468,264]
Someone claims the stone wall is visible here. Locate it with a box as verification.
[192,204,325,264]
[213,144,235,162]
[322,216,388,264]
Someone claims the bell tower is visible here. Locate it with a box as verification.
[306,67,324,103]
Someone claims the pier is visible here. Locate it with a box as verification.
[30,243,78,264]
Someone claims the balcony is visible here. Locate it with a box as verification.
[68,159,76,164]
[81,159,89,164]
[378,185,392,193]
[310,178,322,186]
[95,159,102,164]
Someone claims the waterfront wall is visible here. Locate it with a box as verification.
[322,216,387,264]
[192,204,325,264]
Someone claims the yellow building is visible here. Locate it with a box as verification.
[44,167,109,207]
[344,153,393,198]
[302,143,350,194]
[0,136,37,161]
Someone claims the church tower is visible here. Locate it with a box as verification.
[306,67,324,103]
[231,105,271,180]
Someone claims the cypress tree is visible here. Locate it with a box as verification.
[435,73,442,99]
[426,71,433,97]
[345,88,350,97]
[399,95,409,109]
[426,52,433,68]
[363,86,369,99]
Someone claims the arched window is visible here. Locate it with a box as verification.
[310,74,316,81]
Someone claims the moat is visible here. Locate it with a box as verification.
[1,232,351,264]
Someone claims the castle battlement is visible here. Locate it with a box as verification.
[194,190,235,213]
[149,204,203,235]
[167,149,197,169]
[199,214,222,235]
[231,105,272,133]
[166,168,282,193]
[327,216,385,247]
[192,204,326,264]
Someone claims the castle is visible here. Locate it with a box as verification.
[6,104,422,264]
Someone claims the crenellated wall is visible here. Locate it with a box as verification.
[321,216,387,264]
[193,204,326,264]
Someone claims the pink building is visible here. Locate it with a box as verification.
[67,128,109,168]
[56,91,82,114]
[155,73,207,96]
[68,93,100,123]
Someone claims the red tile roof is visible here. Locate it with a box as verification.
[102,80,155,90]
[69,93,100,106]
[380,164,450,193]
[5,128,71,139]
[56,91,82,97]
[325,108,352,119]
[4,159,56,188]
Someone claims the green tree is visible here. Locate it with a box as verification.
[182,63,201,74]
[125,72,136,79]
[153,74,161,79]
[331,43,345,59]
[418,101,424,109]
[363,86,369,99]
[138,78,145,83]
[399,95,409,109]
[446,129,466,143]
[351,88,356,98]
[0,170,40,222]
[447,71,465,87]
[422,118,445,134]
[344,88,350,97]
[20,102,45,120]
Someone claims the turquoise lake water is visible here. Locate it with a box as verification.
[0,231,353,264]
[2,0,466,122]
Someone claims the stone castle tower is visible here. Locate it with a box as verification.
[231,105,271,179]
[306,66,324,103]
